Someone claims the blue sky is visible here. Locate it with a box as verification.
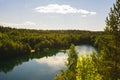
[0,0,116,31]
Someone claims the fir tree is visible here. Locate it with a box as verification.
[99,0,120,79]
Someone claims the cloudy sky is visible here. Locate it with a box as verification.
[0,0,116,31]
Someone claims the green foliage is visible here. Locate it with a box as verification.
[67,44,78,69]
[54,44,78,80]
[76,53,102,80]
[67,44,78,79]
[95,0,120,80]
[105,0,120,35]
[0,26,102,57]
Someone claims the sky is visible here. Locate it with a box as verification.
[0,0,116,31]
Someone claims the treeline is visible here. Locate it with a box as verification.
[0,26,103,57]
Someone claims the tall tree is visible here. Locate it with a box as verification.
[54,44,78,80]
[67,44,78,79]
[98,0,120,80]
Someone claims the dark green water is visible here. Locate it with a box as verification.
[0,45,97,80]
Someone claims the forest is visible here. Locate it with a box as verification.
[0,26,104,58]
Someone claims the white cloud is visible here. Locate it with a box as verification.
[35,4,97,15]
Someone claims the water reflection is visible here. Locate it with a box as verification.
[35,52,67,71]
[0,49,59,73]
[76,45,97,55]
[0,52,67,80]
[0,45,97,80]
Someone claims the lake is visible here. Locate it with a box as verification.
[0,45,97,80]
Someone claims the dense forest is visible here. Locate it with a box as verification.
[0,26,104,58]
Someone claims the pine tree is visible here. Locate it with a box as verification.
[101,0,120,79]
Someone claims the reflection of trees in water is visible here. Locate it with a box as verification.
[0,55,29,73]
[0,49,58,73]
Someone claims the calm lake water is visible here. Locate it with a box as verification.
[0,45,97,80]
